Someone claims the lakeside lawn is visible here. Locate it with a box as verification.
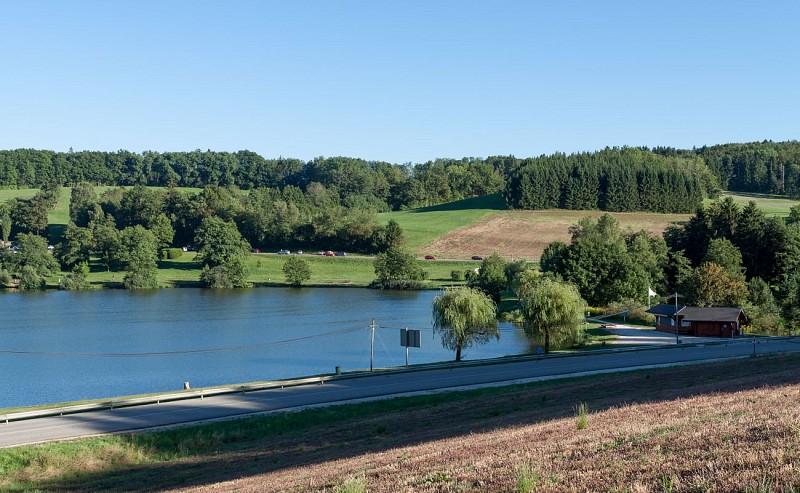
[77,252,475,290]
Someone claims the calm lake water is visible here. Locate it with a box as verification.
[0,288,530,409]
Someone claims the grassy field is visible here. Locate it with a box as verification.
[76,252,475,290]
[705,191,800,216]
[378,194,507,252]
[391,192,799,261]
[2,353,798,492]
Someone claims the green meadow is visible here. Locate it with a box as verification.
[76,252,472,290]
[704,191,800,216]
[4,186,799,289]
[378,194,507,251]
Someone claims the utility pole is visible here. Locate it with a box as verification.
[370,319,375,372]
[674,292,679,345]
[405,327,409,367]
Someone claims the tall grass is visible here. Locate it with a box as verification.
[575,402,588,430]
[515,461,540,492]
[335,475,368,493]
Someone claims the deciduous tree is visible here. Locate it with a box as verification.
[283,256,311,287]
[118,225,159,289]
[194,216,251,288]
[432,287,498,362]
[516,275,586,354]
[373,246,425,289]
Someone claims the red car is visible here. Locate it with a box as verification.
[424,255,437,260]
[323,251,335,256]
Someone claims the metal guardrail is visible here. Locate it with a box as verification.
[2,335,796,425]
[0,374,339,424]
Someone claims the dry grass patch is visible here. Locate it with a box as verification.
[200,384,799,492]
[10,354,800,493]
[424,209,690,260]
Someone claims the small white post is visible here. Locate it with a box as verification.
[370,319,375,372]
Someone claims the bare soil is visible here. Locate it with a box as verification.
[425,210,691,260]
[40,354,798,493]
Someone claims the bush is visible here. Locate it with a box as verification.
[161,248,183,260]
[18,265,45,291]
[0,268,10,287]
[450,270,464,281]
[604,299,655,325]
[369,279,426,290]
[59,263,91,290]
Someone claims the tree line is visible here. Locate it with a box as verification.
[503,147,715,213]
[655,141,800,197]
[3,142,800,214]
[538,200,800,335]
[0,150,505,211]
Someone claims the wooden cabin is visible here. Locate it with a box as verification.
[646,304,746,338]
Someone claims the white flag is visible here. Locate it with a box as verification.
[648,287,657,297]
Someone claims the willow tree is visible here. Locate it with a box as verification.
[517,275,586,353]
[432,287,498,362]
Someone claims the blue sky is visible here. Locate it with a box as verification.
[1,1,798,164]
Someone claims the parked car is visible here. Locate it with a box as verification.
[296,250,303,255]
[471,255,483,261]
[335,251,347,257]
[323,250,335,256]
[251,248,260,253]
[277,249,291,254]
[424,255,437,260]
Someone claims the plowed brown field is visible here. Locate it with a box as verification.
[424,210,691,261]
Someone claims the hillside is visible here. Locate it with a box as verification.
[7,353,798,492]
[388,192,798,261]
[422,209,692,261]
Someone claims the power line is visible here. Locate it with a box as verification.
[0,326,367,357]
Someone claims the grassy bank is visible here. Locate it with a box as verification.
[2,353,799,492]
[379,194,507,252]
[76,253,475,290]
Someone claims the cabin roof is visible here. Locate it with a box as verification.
[646,304,745,322]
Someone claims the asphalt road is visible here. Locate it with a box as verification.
[2,337,798,448]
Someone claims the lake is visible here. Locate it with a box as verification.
[0,288,531,409]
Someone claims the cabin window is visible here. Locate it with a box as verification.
[681,320,691,327]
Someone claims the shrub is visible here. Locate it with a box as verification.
[18,265,45,291]
[59,263,91,290]
[0,268,10,286]
[604,299,655,325]
[369,279,426,290]
[161,248,183,260]
[450,270,464,281]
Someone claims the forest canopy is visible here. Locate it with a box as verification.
[1,141,799,215]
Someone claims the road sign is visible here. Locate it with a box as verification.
[401,328,421,348]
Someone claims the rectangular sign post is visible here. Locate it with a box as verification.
[400,327,421,367]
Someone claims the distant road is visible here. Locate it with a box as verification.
[2,337,798,448]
